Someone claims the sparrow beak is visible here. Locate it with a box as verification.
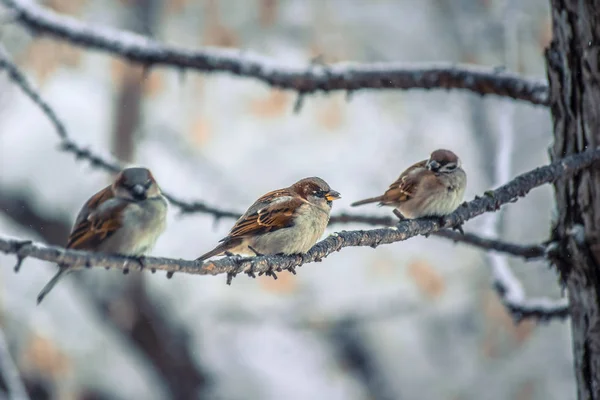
[325,190,341,201]
[131,184,147,200]
[427,160,441,171]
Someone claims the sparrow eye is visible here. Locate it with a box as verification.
[445,164,456,171]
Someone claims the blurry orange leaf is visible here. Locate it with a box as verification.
[481,290,538,355]
[202,0,239,48]
[21,333,71,377]
[203,25,239,48]
[316,96,345,131]
[19,40,83,85]
[258,272,298,294]
[142,70,165,98]
[538,17,553,49]
[166,0,190,13]
[189,117,213,147]
[259,0,278,28]
[406,259,445,299]
[47,0,87,15]
[248,90,291,118]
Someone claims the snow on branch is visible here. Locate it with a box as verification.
[0,50,551,261]
[1,148,598,287]
[1,0,549,105]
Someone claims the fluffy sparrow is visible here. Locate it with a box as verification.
[196,177,341,261]
[351,149,466,219]
[37,167,168,304]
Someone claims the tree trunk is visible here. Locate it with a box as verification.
[546,0,600,398]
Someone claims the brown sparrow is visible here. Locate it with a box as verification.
[196,177,341,261]
[351,149,466,219]
[37,167,168,304]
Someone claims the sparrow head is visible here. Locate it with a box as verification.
[113,167,161,201]
[292,177,341,207]
[426,149,461,174]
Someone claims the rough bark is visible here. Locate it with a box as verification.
[546,0,600,398]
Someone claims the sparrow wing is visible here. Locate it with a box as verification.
[381,159,428,203]
[226,189,301,239]
[66,186,126,250]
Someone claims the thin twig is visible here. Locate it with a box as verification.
[1,149,598,281]
[1,0,549,105]
[0,49,239,218]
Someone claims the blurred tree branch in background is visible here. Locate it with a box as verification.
[0,0,549,106]
[0,328,30,400]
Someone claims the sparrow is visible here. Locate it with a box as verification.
[196,177,341,261]
[351,149,466,220]
[37,167,168,304]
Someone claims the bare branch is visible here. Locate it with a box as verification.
[1,149,598,283]
[0,50,573,266]
[0,50,240,219]
[492,266,569,322]
[1,0,548,105]
[431,229,546,260]
[330,213,548,260]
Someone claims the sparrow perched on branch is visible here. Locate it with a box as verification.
[37,167,168,304]
[196,177,341,261]
[351,149,466,220]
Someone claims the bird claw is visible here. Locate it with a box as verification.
[452,224,465,235]
[129,255,146,270]
[437,216,465,235]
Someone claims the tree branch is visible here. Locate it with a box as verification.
[1,149,598,282]
[432,229,547,260]
[330,213,548,260]
[0,50,552,262]
[0,47,241,220]
[1,0,549,106]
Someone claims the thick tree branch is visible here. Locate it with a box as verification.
[0,51,551,262]
[1,149,598,281]
[1,0,548,105]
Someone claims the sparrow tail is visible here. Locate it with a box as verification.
[37,265,68,305]
[350,196,383,207]
[196,239,240,262]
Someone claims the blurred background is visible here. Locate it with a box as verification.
[0,0,573,399]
